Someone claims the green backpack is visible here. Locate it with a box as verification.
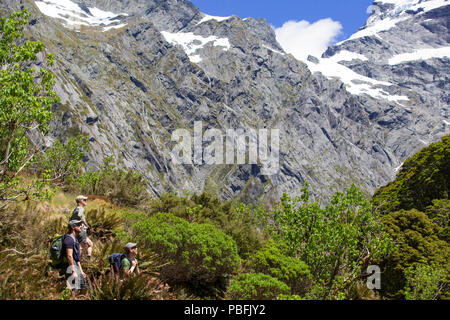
[49,234,68,267]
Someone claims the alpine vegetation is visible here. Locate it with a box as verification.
[0,0,448,301]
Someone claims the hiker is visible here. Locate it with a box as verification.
[63,220,87,294]
[122,242,140,275]
[70,195,93,260]
[109,242,140,276]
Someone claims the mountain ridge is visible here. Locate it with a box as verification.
[2,0,448,204]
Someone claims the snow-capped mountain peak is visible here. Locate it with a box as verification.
[7,0,446,202]
[355,0,449,41]
[34,0,128,31]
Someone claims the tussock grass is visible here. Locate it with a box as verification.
[0,193,168,300]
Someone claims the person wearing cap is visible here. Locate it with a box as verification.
[121,243,139,275]
[63,220,87,294]
[70,195,93,261]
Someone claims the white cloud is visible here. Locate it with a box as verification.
[274,18,343,61]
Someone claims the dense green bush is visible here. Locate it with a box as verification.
[381,209,449,299]
[404,263,447,300]
[373,135,449,214]
[267,183,393,299]
[149,192,268,258]
[425,199,449,228]
[371,136,449,300]
[226,273,290,300]
[131,212,240,296]
[244,240,312,296]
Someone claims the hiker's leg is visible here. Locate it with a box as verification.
[86,237,93,258]
[78,227,90,259]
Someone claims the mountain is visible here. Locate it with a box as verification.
[1,0,449,203]
[317,0,450,160]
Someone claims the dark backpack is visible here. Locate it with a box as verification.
[49,234,68,267]
[108,253,129,272]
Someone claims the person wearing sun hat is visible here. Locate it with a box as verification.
[121,242,140,275]
[69,195,93,261]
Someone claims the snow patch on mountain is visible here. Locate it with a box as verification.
[34,0,127,31]
[388,46,450,64]
[197,13,232,25]
[348,16,409,41]
[330,50,369,62]
[376,0,449,13]
[262,44,286,56]
[373,0,449,16]
[304,53,409,102]
[350,0,449,42]
[161,31,231,63]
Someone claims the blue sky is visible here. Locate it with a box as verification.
[190,0,375,60]
[190,0,374,41]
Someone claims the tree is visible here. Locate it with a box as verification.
[372,135,449,214]
[425,199,450,230]
[381,209,449,299]
[269,183,393,299]
[0,9,59,207]
[404,263,447,300]
[32,134,90,184]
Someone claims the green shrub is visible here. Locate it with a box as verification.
[131,212,240,296]
[268,183,393,299]
[404,263,447,300]
[245,240,311,296]
[381,209,449,299]
[226,273,290,300]
[71,156,152,209]
[425,199,449,229]
[74,171,100,195]
[373,135,449,214]
[33,135,90,185]
[96,169,151,207]
[149,192,268,258]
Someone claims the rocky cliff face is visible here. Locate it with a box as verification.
[2,0,449,204]
[320,0,450,162]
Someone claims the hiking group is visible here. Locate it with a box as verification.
[49,195,139,295]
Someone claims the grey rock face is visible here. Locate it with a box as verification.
[2,0,448,204]
[322,0,449,168]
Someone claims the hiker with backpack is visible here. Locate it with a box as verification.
[70,195,93,261]
[109,242,140,276]
[63,220,87,294]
